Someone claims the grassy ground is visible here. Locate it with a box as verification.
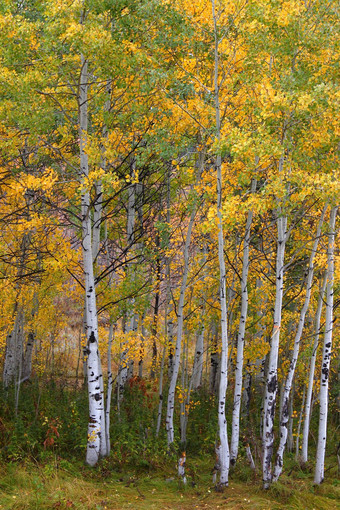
[0,457,339,510]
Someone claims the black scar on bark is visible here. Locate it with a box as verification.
[281,398,289,425]
[89,332,96,343]
[94,393,101,401]
[325,342,331,349]
[321,367,329,378]
[267,375,277,393]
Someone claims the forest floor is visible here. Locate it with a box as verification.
[0,457,339,510]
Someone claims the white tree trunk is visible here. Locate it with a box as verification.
[273,205,326,481]
[92,81,110,262]
[138,317,146,378]
[166,207,196,446]
[79,54,106,466]
[295,386,306,461]
[262,196,287,488]
[156,345,166,437]
[209,325,220,394]
[118,159,137,393]
[301,272,327,463]
[167,319,174,380]
[230,178,256,465]
[21,331,35,383]
[314,206,337,484]
[105,322,114,455]
[192,325,205,390]
[212,0,230,484]
[3,308,24,388]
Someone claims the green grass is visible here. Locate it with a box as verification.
[0,456,339,510]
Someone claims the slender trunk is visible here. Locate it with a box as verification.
[118,158,137,393]
[92,181,102,262]
[151,249,161,379]
[301,272,327,463]
[230,178,256,465]
[92,81,110,263]
[242,361,252,421]
[166,207,196,446]
[21,332,35,383]
[209,325,219,394]
[295,386,306,461]
[180,334,188,445]
[79,54,106,466]
[3,307,24,388]
[105,322,114,455]
[262,187,287,488]
[138,315,146,378]
[273,206,326,481]
[287,384,294,453]
[192,326,205,390]
[167,319,174,380]
[156,345,166,437]
[212,0,230,484]
[314,206,337,484]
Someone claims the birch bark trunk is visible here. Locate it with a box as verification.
[192,325,205,390]
[3,307,24,388]
[230,178,256,465]
[209,325,220,394]
[118,159,137,393]
[212,0,230,485]
[166,206,196,446]
[314,206,337,484]
[156,171,171,435]
[262,186,287,488]
[273,205,327,481]
[79,54,106,466]
[301,272,327,463]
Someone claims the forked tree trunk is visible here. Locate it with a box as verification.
[301,272,327,463]
[314,206,337,484]
[273,205,326,481]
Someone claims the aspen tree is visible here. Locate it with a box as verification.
[262,157,287,489]
[212,0,230,486]
[166,188,199,446]
[79,51,106,466]
[301,273,327,463]
[273,205,327,481]
[314,206,337,484]
[230,178,256,465]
